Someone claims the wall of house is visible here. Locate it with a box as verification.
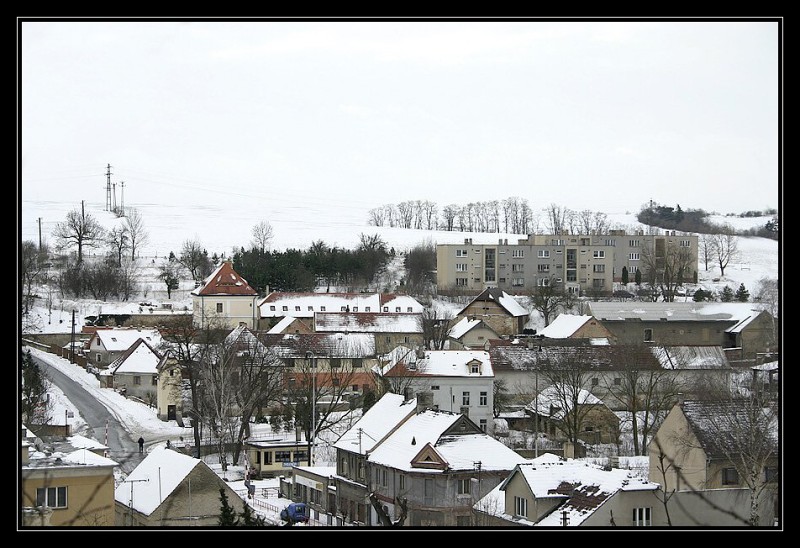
[193,295,257,330]
[599,320,729,347]
[246,441,309,479]
[157,361,183,422]
[114,371,158,403]
[423,378,494,435]
[23,467,116,526]
[375,332,424,355]
[648,406,709,491]
[452,326,497,349]
[460,302,519,337]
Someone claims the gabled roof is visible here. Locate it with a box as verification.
[191,261,258,297]
[381,349,494,378]
[257,332,376,358]
[538,315,593,338]
[333,392,418,455]
[448,317,498,340]
[650,345,731,370]
[266,316,302,334]
[314,312,422,334]
[109,338,162,375]
[459,288,529,318]
[113,447,203,516]
[367,409,526,473]
[676,399,779,459]
[525,384,607,419]
[92,328,162,352]
[482,455,659,526]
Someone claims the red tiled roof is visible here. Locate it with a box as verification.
[193,261,258,297]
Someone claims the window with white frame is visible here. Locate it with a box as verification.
[480,391,487,405]
[632,507,651,526]
[629,239,640,247]
[431,385,440,390]
[479,419,487,432]
[512,263,524,272]
[462,392,470,405]
[592,264,605,273]
[282,306,288,311]
[604,239,616,246]
[538,250,550,258]
[514,496,528,518]
[537,264,549,272]
[456,249,468,257]
[680,239,691,247]
[512,249,524,258]
[629,265,638,273]
[456,278,468,286]
[593,250,605,259]
[629,253,640,260]
[456,263,468,272]
[537,278,550,287]
[216,303,224,313]
[36,486,67,508]
[512,278,525,286]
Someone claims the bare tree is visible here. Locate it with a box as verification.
[106,226,130,267]
[52,202,105,264]
[123,208,149,261]
[250,220,274,253]
[639,237,695,302]
[699,233,716,271]
[419,306,455,350]
[179,238,212,281]
[602,344,683,455]
[526,277,576,327]
[20,240,47,314]
[712,227,739,277]
[440,204,459,231]
[753,277,779,353]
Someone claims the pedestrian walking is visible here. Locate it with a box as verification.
[138,436,144,453]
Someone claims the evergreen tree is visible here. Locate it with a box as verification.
[634,269,642,286]
[218,488,239,526]
[240,500,265,526]
[720,285,734,302]
[693,288,709,302]
[735,283,750,302]
[21,348,49,424]
[621,266,629,285]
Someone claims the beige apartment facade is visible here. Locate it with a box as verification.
[437,231,698,296]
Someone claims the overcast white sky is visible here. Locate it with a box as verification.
[20,18,780,219]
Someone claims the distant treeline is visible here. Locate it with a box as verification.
[637,202,778,240]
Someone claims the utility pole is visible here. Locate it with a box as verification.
[105,163,113,212]
[70,310,76,363]
[37,218,42,252]
[119,180,125,216]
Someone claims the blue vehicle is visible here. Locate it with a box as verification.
[280,502,309,524]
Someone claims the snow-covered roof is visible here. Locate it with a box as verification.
[333,392,418,455]
[367,410,526,473]
[459,288,529,318]
[93,328,162,352]
[109,339,161,375]
[383,349,494,378]
[448,317,495,340]
[526,384,605,418]
[650,345,731,370]
[258,292,423,318]
[114,446,200,516]
[191,261,258,297]
[258,332,377,358]
[267,316,301,334]
[479,454,659,526]
[314,312,422,334]
[538,314,592,338]
[587,301,767,326]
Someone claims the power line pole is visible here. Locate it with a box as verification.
[37,217,42,252]
[119,180,125,216]
[105,163,113,211]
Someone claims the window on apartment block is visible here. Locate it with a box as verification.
[629,239,640,247]
[680,239,691,247]
[456,249,468,257]
[456,263,468,272]
[722,468,739,485]
[592,264,605,273]
[330,358,341,368]
[512,263,524,272]
[514,496,528,518]
[36,486,67,508]
[537,278,550,287]
[632,507,651,526]
[512,278,525,286]
[537,264,549,272]
[457,479,471,495]
[216,303,223,313]
[456,278,468,286]
[629,253,640,261]
[538,250,550,258]
[593,250,605,259]
[512,249,524,258]
[462,392,470,405]
[480,419,487,432]
[480,391,488,405]
[643,329,653,342]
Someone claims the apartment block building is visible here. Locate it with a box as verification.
[436,230,698,295]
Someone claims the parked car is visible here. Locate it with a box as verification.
[280,502,309,524]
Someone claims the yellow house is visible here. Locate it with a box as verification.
[21,437,118,527]
[191,260,260,330]
[243,431,310,480]
[156,352,184,423]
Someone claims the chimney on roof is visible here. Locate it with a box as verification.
[416,391,433,414]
